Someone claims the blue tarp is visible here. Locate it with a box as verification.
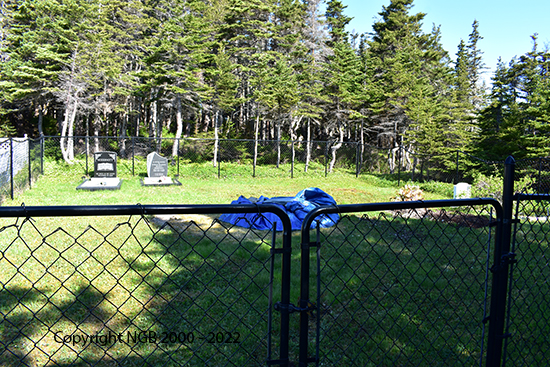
[219,187,339,231]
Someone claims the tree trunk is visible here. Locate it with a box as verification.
[60,101,76,164]
[253,112,259,176]
[93,116,100,152]
[289,114,302,172]
[276,116,281,168]
[213,110,219,167]
[150,100,157,138]
[155,103,162,152]
[119,100,129,158]
[172,95,183,157]
[388,146,399,174]
[360,119,364,166]
[38,103,44,137]
[305,118,311,172]
[329,121,344,173]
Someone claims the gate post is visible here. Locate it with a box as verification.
[486,155,516,367]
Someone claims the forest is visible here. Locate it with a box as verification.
[0,0,549,164]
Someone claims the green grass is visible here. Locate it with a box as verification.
[7,159,546,366]
[308,213,495,366]
[3,158,452,207]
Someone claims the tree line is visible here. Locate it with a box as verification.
[0,0,549,165]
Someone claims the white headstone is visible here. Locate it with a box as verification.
[454,182,471,199]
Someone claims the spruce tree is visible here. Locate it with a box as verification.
[367,0,454,160]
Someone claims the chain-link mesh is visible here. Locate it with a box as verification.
[4,194,550,366]
[41,136,518,182]
[0,138,43,204]
[0,207,290,366]
[304,203,497,366]
[512,158,550,194]
[503,196,550,366]
[38,136,550,189]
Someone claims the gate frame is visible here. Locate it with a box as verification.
[299,198,504,367]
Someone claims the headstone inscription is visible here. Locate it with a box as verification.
[76,151,122,190]
[147,152,168,178]
[94,151,117,178]
[142,152,181,186]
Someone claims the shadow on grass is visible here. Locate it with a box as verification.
[2,205,550,366]
[0,213,282,367]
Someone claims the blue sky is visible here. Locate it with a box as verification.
[340,0,550,84]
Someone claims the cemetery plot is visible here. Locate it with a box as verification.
[77,152,123,190]
[141,152,181,186]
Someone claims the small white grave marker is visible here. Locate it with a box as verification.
[454,182,471,199]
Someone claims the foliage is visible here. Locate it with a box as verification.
[478,35,550,160]
[392,184,424,202]
[0,0,549,175]
[418,180,454,198]
[471,172,503,201]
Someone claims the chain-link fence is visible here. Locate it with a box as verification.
[504,194,550,366]
[40,136,504,182]
[7,136,550,195]
[0,137,43,204]
[299,199,501,366]
[0,204,293,366]
[2,157,550,366]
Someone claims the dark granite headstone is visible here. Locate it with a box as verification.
[94,151,117,178]
[147,152,168,178]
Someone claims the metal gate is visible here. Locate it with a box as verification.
[0,204,292,366]
[298,199,503,366]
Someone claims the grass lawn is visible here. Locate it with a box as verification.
[2,159,520,366]
[3,158,454,207]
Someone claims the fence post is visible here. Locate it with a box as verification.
[355,142,360,178]
[538,157,542,193]
[324,143,328,178]
[132,136,135,176]
[85,135,89,176]
[40,135,44,175]
[27,137,31,190]
[9,138,14,200]
[486,155,515,367]
[177,138,180,177]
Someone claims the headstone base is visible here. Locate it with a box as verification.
[141,177,181,186]
[77,177,122,191]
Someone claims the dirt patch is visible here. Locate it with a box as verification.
[393,209,492,228]
[430,210,492,228]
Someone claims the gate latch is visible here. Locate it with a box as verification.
[501,252,517,266]
[490,252,517,273]
[274,301,316,315]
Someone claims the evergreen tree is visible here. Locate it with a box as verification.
[141,0,213,153]
[321,0,363,171]
[476,37,549,160]
[367,0,454,159]
[521,37,550,157]
[454,39,470,104]
[2,0,89,137]
[217,0,276,133]
[324,0,351,47]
